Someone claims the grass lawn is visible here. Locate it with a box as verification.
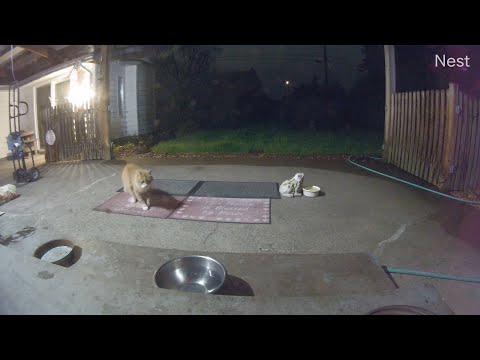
[150,128,383,156]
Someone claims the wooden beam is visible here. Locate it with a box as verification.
[17,45,51,58]
[384,45,396,162]
[2,56,53,82]
[112,51,145,61]
[0,46,25,65]
[8,50,40,69]
[56,45,94,61]
[17,45,69,64]
[97,45,112,160]
[0,53,93,86]
[0,65,10,84]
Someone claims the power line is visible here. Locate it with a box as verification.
[217,54,325,58]
[216,55,350,63]
[216,58,349,65]
[215,56,346,60]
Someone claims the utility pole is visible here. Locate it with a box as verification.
[323,45,328,85]
[315,45,329,85]
[285,80,290,103]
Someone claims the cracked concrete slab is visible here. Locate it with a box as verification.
[0,240,453,314]
[0,157,478,314]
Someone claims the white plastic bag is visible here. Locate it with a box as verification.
[0,184,19,205]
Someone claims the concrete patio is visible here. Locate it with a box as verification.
[0,156,479,314]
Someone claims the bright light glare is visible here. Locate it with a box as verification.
[67,65,94,108]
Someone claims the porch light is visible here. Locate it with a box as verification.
[67,61,94,108]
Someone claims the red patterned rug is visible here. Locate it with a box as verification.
[95,191,186,218]
[168,196,271,224]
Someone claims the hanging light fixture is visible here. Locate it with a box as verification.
[67,61,94,108]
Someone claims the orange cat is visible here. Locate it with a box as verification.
[121,163,154,210]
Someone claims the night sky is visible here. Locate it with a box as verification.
[215,45,366,99]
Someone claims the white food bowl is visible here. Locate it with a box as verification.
[302,186,321,197]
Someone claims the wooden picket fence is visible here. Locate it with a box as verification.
[384,83,480,191]
[40,103,103,162]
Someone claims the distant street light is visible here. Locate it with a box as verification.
[285,80,290,102]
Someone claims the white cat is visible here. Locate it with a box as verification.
[279,173,304,197]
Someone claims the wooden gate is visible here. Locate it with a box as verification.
[384,83,480,192]
[40,103,103,162]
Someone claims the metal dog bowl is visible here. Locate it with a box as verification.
[367,305,436,315]
[154,255,227,294]
[33,239,77,267]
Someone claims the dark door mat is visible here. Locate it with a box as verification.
[192,181,280,199]
[117,179,200,196]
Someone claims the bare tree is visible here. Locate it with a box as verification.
[155,45,222,85]
[153,45,223,134]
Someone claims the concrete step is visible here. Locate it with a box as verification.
[74,239,398,298]
[0,242,453,314]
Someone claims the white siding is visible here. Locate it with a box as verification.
[0,87,35,159]
[108,61,156,139]
[125,65,138,136]
[136,63,155,135]
[18,87,35,133]
[0,63,98,157]
[108,61,127,139]
[0,90,9,158]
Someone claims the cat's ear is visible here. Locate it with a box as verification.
[147,169,152,175]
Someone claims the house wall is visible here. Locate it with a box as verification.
[1,59,151,153]
[136,63,156,135]
[0,62,97,155]
[0,90,9,158]
[109,61,141,139]
[108,61,127,139]
[125,65,138,136]
[18,87,35,133]
[0,87,38,159]
[108,61,156,139]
